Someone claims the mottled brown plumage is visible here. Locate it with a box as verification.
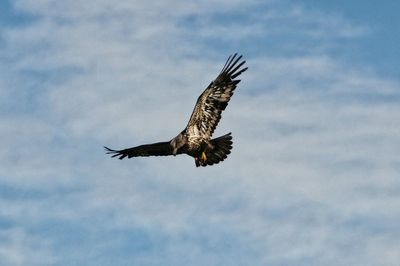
[105,53,247,167]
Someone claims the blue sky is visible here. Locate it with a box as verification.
[302,0,400,78]
[1,1,400,265]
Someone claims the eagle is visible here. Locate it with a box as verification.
[105,53,247,167]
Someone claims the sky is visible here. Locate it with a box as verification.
[1,0,400,265]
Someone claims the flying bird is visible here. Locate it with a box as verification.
[105,53,247,167]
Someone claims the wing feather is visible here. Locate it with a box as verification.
[187,53,248,138]
[104,141,173,160]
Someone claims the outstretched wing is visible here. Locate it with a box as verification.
[187,53,247,139]
[104,141,173,160]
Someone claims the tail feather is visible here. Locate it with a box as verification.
[203,133,233,166]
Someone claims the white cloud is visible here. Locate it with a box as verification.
[0,227,57,266]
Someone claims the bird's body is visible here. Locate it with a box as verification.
[105,53,247,167]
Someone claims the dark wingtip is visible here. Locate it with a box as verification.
[104,146,126,160]
[104,146,116,154]
[220,53,247,80]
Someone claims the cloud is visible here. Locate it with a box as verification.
[0,225,57,265]
[1,0,399,265]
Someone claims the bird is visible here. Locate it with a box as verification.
[105,53,247,167]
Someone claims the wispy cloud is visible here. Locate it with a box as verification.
[1,0,399,265]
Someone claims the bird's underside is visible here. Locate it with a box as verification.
[105,53,247,167]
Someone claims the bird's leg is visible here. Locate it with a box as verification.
[201,151,207,162]
[194,157,200,167]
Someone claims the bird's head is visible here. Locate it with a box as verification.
[170,132,185,155]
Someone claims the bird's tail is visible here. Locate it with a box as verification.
[204,133,233,166]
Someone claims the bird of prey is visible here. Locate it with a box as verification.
[105,53,247,167]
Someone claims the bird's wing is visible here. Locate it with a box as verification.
[186,53,247,139]
[104,141,174,160]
